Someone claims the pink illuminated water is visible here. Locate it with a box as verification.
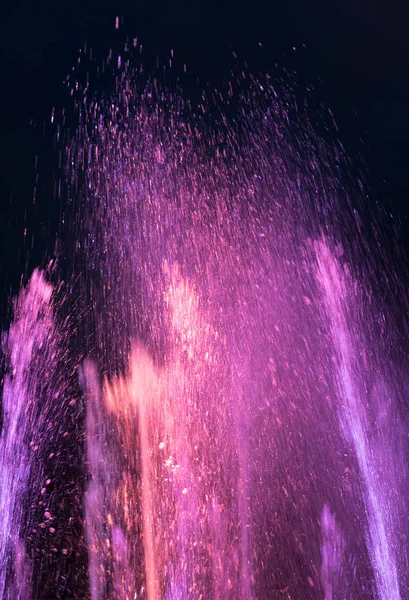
[1,55,408,599]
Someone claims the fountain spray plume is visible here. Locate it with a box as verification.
[315,239,402,599]
[0,271,53,599]
[0,265,89,600]
[2,37,402,599]
[66,46,405,596]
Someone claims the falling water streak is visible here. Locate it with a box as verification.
[237,449,252,599]
[83,360,108,600]
[11,540,31,600]
[315,241,401,600]
[233,388,253,600]
[130,345,159,600]
[137,398,158,600]
[320,504,345,600]
[0,270,53,600]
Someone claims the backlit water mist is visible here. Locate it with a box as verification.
[0,51,408,599]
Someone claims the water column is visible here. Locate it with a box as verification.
[0,271,54,599]
[315,240,401,599]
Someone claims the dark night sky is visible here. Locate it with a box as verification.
[0,0,409,322]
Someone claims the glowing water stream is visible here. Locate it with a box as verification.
[0,60,408,599]
[0,272,53,599]
[315,241,401,599]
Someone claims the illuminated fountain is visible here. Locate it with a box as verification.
[0,52,408,599]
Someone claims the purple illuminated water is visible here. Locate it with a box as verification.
[0,272,53,599]
[320,504,345,600]
[1,58,408,599]
[315,241,402,599]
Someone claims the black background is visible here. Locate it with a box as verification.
[1,0,409,323]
